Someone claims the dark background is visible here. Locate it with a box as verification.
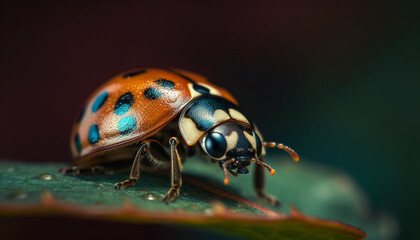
[1,0,419,239]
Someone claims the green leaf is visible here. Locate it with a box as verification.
[0,157,371,240]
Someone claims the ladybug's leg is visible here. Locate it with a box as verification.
[162,137,183,203]
[114,140,151,189]
[115,137,184,203]
[254,156,281,207]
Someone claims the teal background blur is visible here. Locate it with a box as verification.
[1,1,419,239]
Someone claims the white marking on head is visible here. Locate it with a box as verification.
[214,109,230,122]
[253,124,266,156]
[229,109,249,125]
[180,117,204,145]
[225,130,239,153]
[243,131,257,150]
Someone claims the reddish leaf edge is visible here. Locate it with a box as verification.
[0,187,366,239]
[182,174,280,216]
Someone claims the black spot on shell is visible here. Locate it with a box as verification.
[114,92,135,115]
[155,78,175,88]
[144,87,161,100]
[193,84,210,94]
[124,70,146,78]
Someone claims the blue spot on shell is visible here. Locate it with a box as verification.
[74,134,81,153]
[118,116,137,135]
[114,92,134,115]
[92,92,108,112]
[88,124,100,144]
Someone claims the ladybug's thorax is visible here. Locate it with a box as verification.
[178,95,251,146]
[199,122,263,174]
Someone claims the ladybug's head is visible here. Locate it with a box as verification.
[199,122,275,185]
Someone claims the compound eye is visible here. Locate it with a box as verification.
[253,132,262,157]
[204,132,227,159]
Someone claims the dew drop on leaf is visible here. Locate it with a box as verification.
[142,193,158,201]
[38,174,56,180]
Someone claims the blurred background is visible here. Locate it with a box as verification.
[1,0,419,239]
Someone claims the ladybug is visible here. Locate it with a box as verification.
[63,68,299,205]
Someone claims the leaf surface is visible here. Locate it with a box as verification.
[0,158,367,240]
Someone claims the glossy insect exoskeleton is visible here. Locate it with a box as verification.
[64,68,299,205]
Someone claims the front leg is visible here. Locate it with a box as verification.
[162,137,183,203]
[114,139,174,189]
[114,137,185,204]
[114,140,151,189]
[254,156,280,207]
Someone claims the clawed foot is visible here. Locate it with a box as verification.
[114,179,137,189]
[258,192,281,207]
[162,187,180,204]
[60,165,104,175]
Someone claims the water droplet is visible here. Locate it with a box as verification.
[204,208,214,215]
[8,191,29,200]
[38,173,56,180]
[95,183,105,188]
[142,193,158,201]
[7,167,15,172]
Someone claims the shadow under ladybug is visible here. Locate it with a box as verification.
[62,68,299,206]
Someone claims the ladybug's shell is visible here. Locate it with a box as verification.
[71,68,238,165]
